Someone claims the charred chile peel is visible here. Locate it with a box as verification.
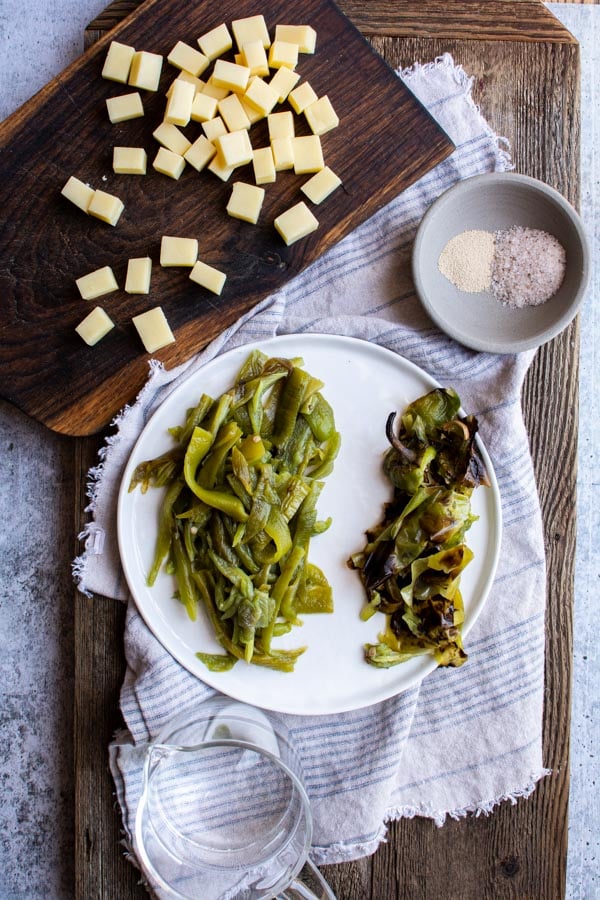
[349,388,490,669]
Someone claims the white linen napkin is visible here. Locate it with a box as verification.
[74,54,550,882]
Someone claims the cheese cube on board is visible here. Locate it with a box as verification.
[267,111,294,141]
[202,80,230,100]
[113,146,147,174]
[268,41,299,71]
[202,117,227,141]
[87,190,124,226]
[271,136,294,171]
[125,257,152,294]
[274,25,317,54]
[189,260,227,295]
[207,155,235,182]
[61,176,94,213]
[300,166,342,204]
[252,147,276,184]
[165,79,195,125]
[184,135,217,172]
[274,202,319,245]
[190,92,218,122]
[153,122,192,156]
[106,92,144,123]
[167,41,209,77]
[226,182,265,224]
[132,307,175,353]
[304,95,339,135]
[292,135,324,174]
[288,82,317,114]
[218,93,251,131]
[153,147,186,179]
[214,130,253,168]
[232,15,271,51]
[197,23,233,60]
[160,236,198,266]
[212,59,250,93]
[76,265,118,300]
[241,40,269,76]
[243,78,279,116]
[269,67,300,102]
[102,41,135,83]
[75,307,115,346]
[128,51,163,91]
[239,95,265,125]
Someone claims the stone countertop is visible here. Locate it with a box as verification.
[0,2,597,897]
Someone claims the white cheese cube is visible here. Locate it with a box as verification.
[202,80,230,100]
[241,40,269,76]
[243,77,279,116]
[152,147,186,179]
[76,265,118,300]
[269,67,300,102]
[288,81,318,114]
[61,176,94,213]
[202,117,227,141]
[102,41,135,83]
[300,166,342,204]
[268,40,298,70]
[76,307,115,346]
[153,122,192,156]
[113,146,147,174]
[190,92,218,122]
[267,110,294,141]
[218,93,251,131]
[207,155,235,181]
[274,25,317,54]
[167,41,209,77]
[132,307,175,353]
[197,23,233,60]
[189,260,227,295]
[184,135,217,171]
[128,51,163,91]
[160,236,198,266]
[87,189,124,226]
[292,135,324,174]
[214,130,253,168]
[106,92,144,123]
[274,202,319,245]
[239,95,265,125]
[226,182,265,224]
[305,95,339,135]
[165,79,195,126]
[252,147,276,184]
[232,15,271,51]
[271,136,294,171]
[125,257,152,294]
[212,59,250,93]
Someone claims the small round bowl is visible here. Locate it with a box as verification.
[412,172,590,353]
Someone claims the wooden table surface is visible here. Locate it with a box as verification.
[73,1,585,897]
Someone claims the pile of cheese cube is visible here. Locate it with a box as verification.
[65,15,342,352]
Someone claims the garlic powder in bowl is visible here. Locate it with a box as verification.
[411,172,590,354]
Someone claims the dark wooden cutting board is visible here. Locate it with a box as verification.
[0,0,453,435]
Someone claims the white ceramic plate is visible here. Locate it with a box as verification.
[117,334,502,715]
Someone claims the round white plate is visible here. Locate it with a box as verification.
[117,334,502,715]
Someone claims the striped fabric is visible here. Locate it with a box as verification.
[76,54,550,881]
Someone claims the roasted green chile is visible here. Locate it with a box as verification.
[129,351,340,672]
[349,388,490,669]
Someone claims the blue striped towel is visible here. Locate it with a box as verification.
[75,54,550,882]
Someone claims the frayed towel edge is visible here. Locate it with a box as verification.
[310,768,551,865]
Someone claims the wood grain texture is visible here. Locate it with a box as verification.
[340,0,578,43]
[74,3,580,899]
[0,0,453,436]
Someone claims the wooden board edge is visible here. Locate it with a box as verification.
[86,0,579,47]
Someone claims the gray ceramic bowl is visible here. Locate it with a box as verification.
[412,172,590,353]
